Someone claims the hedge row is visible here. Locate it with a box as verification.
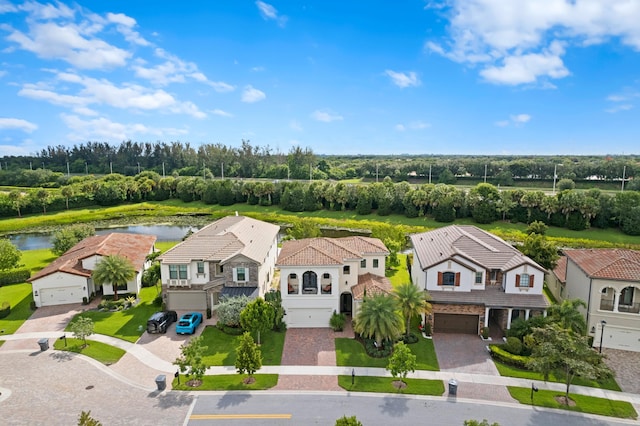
[489,344,529,369]
[0,269,31,286]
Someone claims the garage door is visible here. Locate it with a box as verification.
[602,327,640,352]
[286,308,333,328]
[434,313,479,334]
[40,287,83,306]
[167,291,207,311]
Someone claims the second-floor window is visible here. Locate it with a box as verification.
[442,272,456,286]
[360,259,366,268]
[343,265,350,275]
[235,267,247,282]
[475,272,483,284]
[169,264,187,280]
[373,259,379,268]
[197,262,205,274]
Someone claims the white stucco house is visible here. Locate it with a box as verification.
[410,225,549,335]
[158,215,279,311]
[276,236,390,328]
[29,233,156,307]
[551,249,640,352]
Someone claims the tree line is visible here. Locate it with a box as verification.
[1,171,639,235]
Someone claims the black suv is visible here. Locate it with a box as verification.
[146,311,178,334]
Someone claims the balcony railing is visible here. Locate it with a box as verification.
[168,279,190,288]
[600,300,614,311]
[599,300,640,314]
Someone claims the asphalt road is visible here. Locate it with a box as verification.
[187,393,636,426]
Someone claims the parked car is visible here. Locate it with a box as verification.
[175,312,203,335]
[146,311,177,334]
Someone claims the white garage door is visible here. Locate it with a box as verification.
[603,327,640,352]
[286,308,333,328]
[40,287,83,306]
[167,291,207,311]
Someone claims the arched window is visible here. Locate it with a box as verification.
[302,271,318,294]
[599,287,615,311]
[287,273,299,294]
[321,273,332,294]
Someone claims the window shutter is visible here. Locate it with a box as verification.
[515,274,520,287]
[438,272,443,285]
[455,272,461,286]
[530,275,535,287]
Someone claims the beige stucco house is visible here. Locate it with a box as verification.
[410,225,549,335]
[29,233,156,307]
[276,236,390,328]
[159,215,279,311]
[551,249,640,352]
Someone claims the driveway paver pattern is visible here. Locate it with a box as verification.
[603,348,640,394]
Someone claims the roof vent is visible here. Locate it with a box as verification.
[439,252,442,256]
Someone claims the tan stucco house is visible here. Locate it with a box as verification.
[276,236,390,328]
[159,215,279,311]
[29,233,156,307]
[551,249,640,352]
[410,225,549,335]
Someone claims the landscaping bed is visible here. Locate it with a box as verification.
[338,375,444,395]
[172,374,278,391]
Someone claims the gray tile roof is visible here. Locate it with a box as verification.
[430,286,550,309]
[159,215,279,265]
[410,225,544,273]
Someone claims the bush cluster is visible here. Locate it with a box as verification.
[98,298,130,311]
[398,332,418,344]
[488,344,529,369]
[503,336,523,355]
[329,311,346,331]
[362,338,393,358]
[0,269,31,286]
[0,301,10,319]
[215,322,244,335]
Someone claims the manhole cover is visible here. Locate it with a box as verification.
[85,385,94,390]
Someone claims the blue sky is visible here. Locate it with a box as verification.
[1,1,640,156]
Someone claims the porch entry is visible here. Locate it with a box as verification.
[340,292,352,314]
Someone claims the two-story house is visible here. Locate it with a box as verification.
[29,233,156,307]
[159,215,279,311]
[410,225,549,335]
[276,236,390,328]
[551,249,640,352]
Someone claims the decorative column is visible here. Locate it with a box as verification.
[525,309,531,320]
[613,290,620,313]
[484,307,491,328]
[506,308,513,329]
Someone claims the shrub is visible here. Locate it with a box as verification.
[206,307,212,319]
[30,301,37,310]
[362,337,393,358]
[503,337,523,355]
[217,322,244,335]
[0,301,10,319]
[424,322,432,336]
[329,311,346,331]
[481,327,490,339]
[153,294,163,307]
[82,296,88,305]
[488,344,528,368]
[0,269,31,286]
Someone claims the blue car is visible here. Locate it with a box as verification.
[175,312,203,335]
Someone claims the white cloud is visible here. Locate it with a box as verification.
[0,1,18,14]
[384,70,421,88]
[61,113,188,141]
[106,12,136,27]
[605,104,633,113]
[256,1,288,27]
[395,121,430,131]
[208,81,235,92]
[18,1,74,20]
[241,85,266,103]
[290,120,303,131]
[495,113,532,127]
[395,124,406,132]
[107,12,150,46]
[251,66,265,72]
[605,87,640,112]
[0,117,38,133]
[311,109,343,123]
[211,108,233,117]
[511,114,531,123]
[429,0,640,86]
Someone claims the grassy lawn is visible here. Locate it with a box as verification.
[172,374,278,391]
[494,360,621,391]
[0,283,34,334]
[335,335,439,371]
[338,375,444,396]
[67,286,161,343]
[53,337,126,365]
[386,253,410,287]
[199,325,285,366]
[508,386,637,419]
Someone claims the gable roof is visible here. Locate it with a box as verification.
[351,273,392,300]
[564,249,640,282]
[410,225,544,272]
[159,215,279,264]
[29,233,156,282]
[552,256,568,283]
[277,236,389,267]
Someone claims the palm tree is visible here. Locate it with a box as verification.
[354,294,403,348]
[393,282,430,338]
[92,255,135,301]
[546,299,587,335]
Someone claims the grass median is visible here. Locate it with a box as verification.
[172,374,278,391]
[53,337,126,365]
[336,334,439,370]
[339,375,444,396]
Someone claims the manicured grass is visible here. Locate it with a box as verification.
[335,335,439,371]
[0,283,34,334]
[386,254,410,287]
[338,375,445,396]
[67,286,161,343]
[155,241,179,253]
[22,248,58,272]
[508,386,637,419]
[53,337,126,365]
[199,325,285,366]
[172,374,278,391]
[494,360,621,391]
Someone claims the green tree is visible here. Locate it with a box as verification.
[92,255,135,301]
[525,220,547,235]
[335,415,363,426]
[78,410,102,426]
[217,295,251,328]
[174,336,208,386]
[557,178,575,191]
[528,324,613,402]
[286,218,321,239]
[61,185,75,210]
[354,294,403,348]
[51,224,96,255]
[34,188,50,213]
[240,297,275,345]
[519,234,559,270]
[464,420,500,426]
[265,290,286,331]
[70,316,94,348]
[0,239,21,270]
[235,331,262,379]
[386,341,416,385]
[8,190,25,217]
[393,282,429,339]
[546,299,587,335]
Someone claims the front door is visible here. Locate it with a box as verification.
[340,292,352,314]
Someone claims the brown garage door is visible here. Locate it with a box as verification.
[435,313,478,334]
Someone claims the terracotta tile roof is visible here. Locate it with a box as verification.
[159,215,279,264]
[553,256,568,283]
[564,249,640,281]
[277,236,389,267]
[29,233,156,281]
[351,273,392,300]
[410,225,544,273]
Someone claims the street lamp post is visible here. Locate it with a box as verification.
[552,164,562,195]
[599,320,607,353]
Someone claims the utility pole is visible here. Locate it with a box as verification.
[376,164,379,183]
[622,165,626,192]
[66,161,70,176]
[221,162,224,180]
[110,161,113,174]
[484,164,487,183]
[162,162,165,177]
[137,162,140,174]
